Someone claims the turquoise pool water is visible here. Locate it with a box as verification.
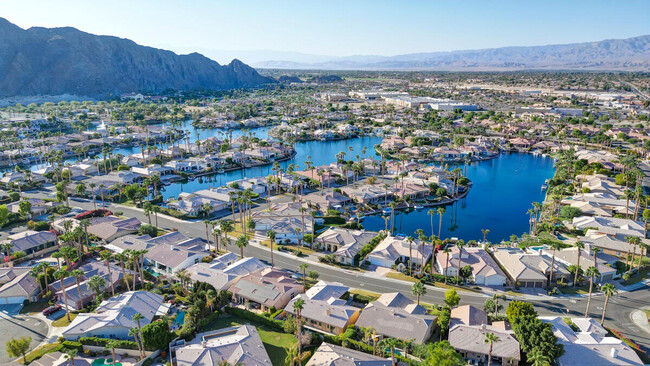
[174,311,186,326]
[91,359,122,366]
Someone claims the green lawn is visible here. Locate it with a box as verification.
[385,272,417,282]
[203,314,297,366]
[52,313,78,327]
[622,267,650,286]
[20,343,62,364]
[560,285,590,295]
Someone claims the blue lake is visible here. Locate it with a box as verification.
[361,152,556,242]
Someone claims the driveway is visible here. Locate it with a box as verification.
[0,315,49,364]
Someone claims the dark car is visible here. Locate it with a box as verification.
[42,305,61,316]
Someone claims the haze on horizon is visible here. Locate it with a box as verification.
[3,0,650,64]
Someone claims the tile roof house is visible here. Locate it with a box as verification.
[355,292,437,344]
[539,247,619,283]
[316,227,377,265]
[341,184,391,204]
[579,233,646,257]
[449,305,520,366]
[50,261,128,310]
[171,325,272,366]
[306,342,391,366]
[8,230,57,255]
[540,316,643,366]
[0,267,40,305]
[570,216,645,238]
[436,246,506,286]
[367,235,432,271]
[184,255,269,291]
[229,268,303,312]
[145,243,207,275]
[285,281,360,335]
[252,202,314,244]
[87,216,141,243]
[492,247,571,288]
[62,291,164,340]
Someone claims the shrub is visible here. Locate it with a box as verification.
[61,341,83,352]
[77,337,139,350]
[224,307,284,331]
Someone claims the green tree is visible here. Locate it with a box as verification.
[266,229,276,267]
[235,235,248,258]
[378,337,400,366]
[444,289,460,308]
[600,282,617,325]
[412,281,426,305]
[484,332,500,366]
[511,315,564,364]
[584,266,600,318]
[18,199,31,218]
[5,336,31,363]
[142,320,175,350]
[0,204,9,227]
[506,300,536,323]
[423,340,464,366]
[437,307,451,341]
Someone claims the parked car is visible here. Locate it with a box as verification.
[42,305,62,316]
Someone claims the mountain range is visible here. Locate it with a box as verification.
[0,18,274,98]
[251,35,650,71]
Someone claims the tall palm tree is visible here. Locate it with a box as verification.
[293,298,305,365]
[267,230,276,267]
[54,269,71,322]
[484,332,500,366]
[443,247,452,284]
[132,313,146,359]
[129,327,143,359]
[378,337,400,366]
[437,207,445,238]
[65,349,78,366]
[100,250,115,297]
[88,275,106,303]
[114,252,131,292]
[299,263,308,288]
[29,265,44,294]
[406,236,414,276]
[235,235,248,258]
[574,241,585,286]
[69,269,85,308]
[600,283,618,325]
[548,240,562,287]
[584,266,600,318]
[411,282,426,305]
[481,229,490,243]
[427,209,436,236]
[455,240,465,285]
[105,340,118,366]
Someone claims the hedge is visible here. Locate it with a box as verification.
[78,337,140,350]
[356,232,387,264]
[224,307,285,331]
[61,341,83,352]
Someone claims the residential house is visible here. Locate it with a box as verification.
[306,342,391,366]
[7,230,57,255]
[540,317,643,366]
[492,247,571,288]
[367,235,432,270]
[185,255,268,291]
[355,292,437,344]
[341,184,391,204]
[228,268,303,311]
[168,192,228,217]
[570,216,645,238]
[171,325,272,366]
[579,233,645,258]
[540,247,619,282]
[448,305,520,366]
[285,281,360,335]
[436,246,506,286]
[316,227,377,265]
[50,261,127,310]
[86,216,141,243]
[62,291,164,340]
[0,267,40,304]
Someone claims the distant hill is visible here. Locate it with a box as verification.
[253,35,650,71]
[0,18,275,98]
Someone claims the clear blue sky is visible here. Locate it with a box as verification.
[3,0,650,57]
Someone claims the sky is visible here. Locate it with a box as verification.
[3,0,650,62]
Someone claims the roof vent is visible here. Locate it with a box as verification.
[610,348,618,358]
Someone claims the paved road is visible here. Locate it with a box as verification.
[26,190,650,353]
[0,314,49,363]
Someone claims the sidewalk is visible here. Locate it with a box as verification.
[631,310,650,335]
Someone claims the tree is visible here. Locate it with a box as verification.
[527,350,552,366]
[643,208,650,238]
[100,250,115,297]
[235,235,248,258]
[600,283,617,325]
[547,240,562,287]
[437,307,451,341]
[18,199,31,218]
[506,300,536,323]
[378,337,400,366]
[484,332,500,366]
[5,336,31,363]
[299,263,308,288]
[292,298,305,364]
[0,204,9,227]
[423,340,464,366]
[573,241,584,286]
[584,266,600,318]
[267,230,276,267]
[307,270,319,282]
[65,349,78,366]
[138,224,158,237]
[511,315,564,364]
[444,289,460,308]
[69,269,85,307]
[459,265,473,284]
[105,340,118,366]
[442,247,451,284]
[54,269,71,322]
[412,281,426,305]
[455,241,465,285]
[133,313,146,359]
[481,228,490,243]
[88,274,107,304]
[142,320,175,350]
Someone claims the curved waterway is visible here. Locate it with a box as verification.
[361,152,556,242]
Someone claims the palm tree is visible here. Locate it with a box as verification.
[492,293,505,317]
[132,313,146,359]
[411,281,426,305]
[406,236,414,276]
[427,209,436,236]
[129,327,143,359]
[600,283,618,325]
[235,235,248,258]
[484,332,500,366]
[437,207,445,238]
[105,340,118,366]
[574,241,585,286]
[114,252,131,292]
[584,266,600,318]
[443,247,451,284]
[378,337,400,366]
[100,250,115,297]
[527,350,551,366]
[293,298,305,365]
[64,349,78,366]
[54,269,71,322]
[204,220,212,250]
[299,263,308,288]
[88,275,106,303]
[69,269,85,308]
[29,265,45,295]
[284,345,298,366]
[548,240,562,287]
[455,240,465,285]
[481,229,490,243]
[267,230,276,267]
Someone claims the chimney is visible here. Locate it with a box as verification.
[610,348,618,358]
[202,340,207,348]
